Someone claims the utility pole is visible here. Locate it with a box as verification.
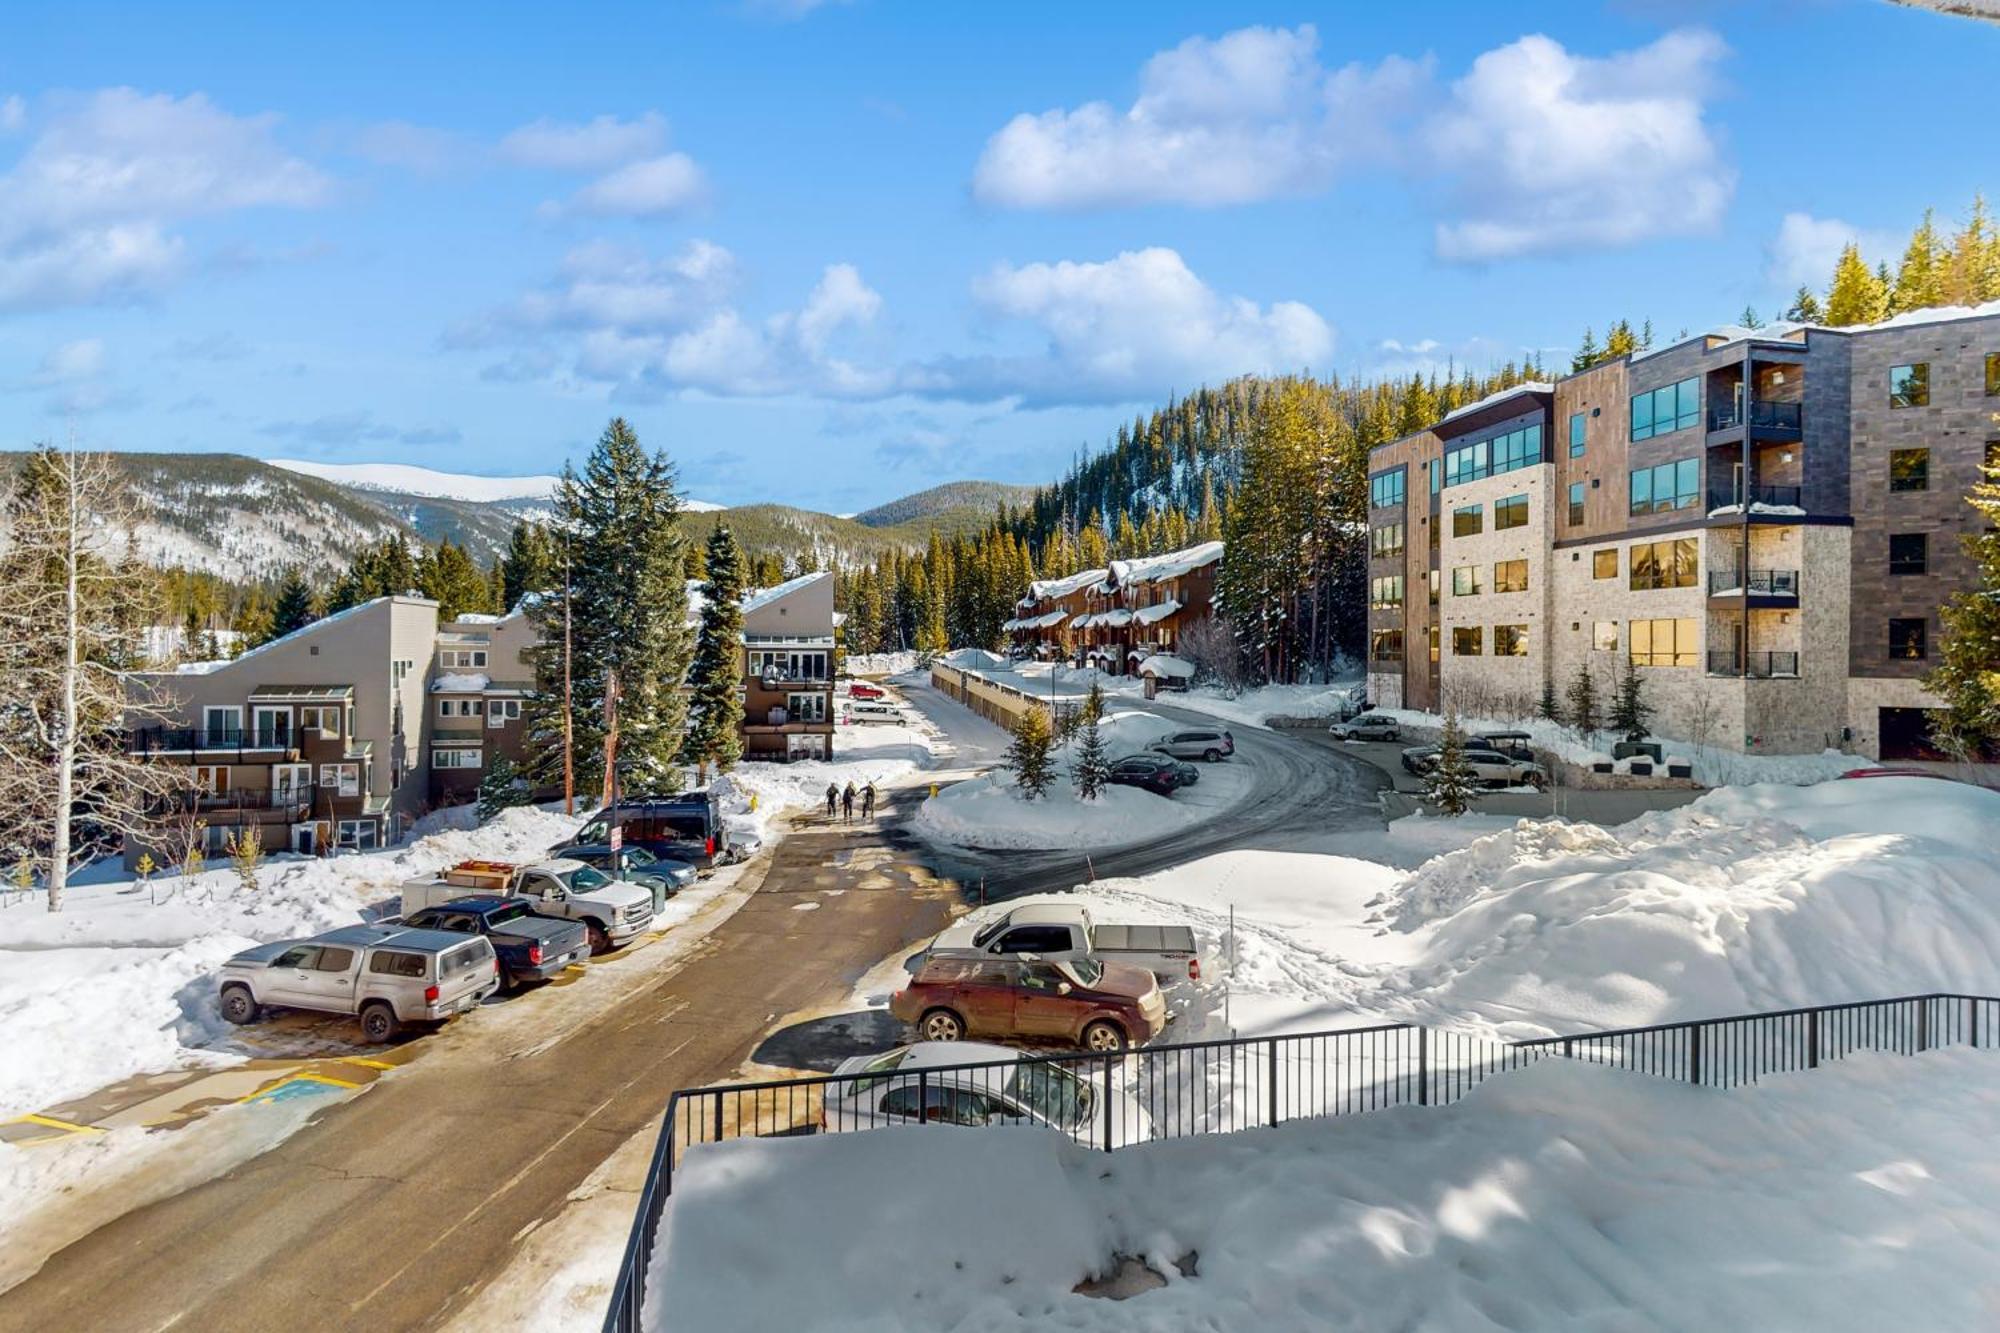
[562,529,575,817]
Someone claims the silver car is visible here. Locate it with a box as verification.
[1330,712,1401,741]
[217,924,500,1043]
[820,1041,1155,1148]
[1146,727,1234,762]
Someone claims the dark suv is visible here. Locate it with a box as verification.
[567,791,733,868]
[1107,755,1196,796]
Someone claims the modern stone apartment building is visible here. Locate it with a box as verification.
[1365,304,2000,761]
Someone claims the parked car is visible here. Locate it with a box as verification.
[1470,731,1536,762]
[217,924,499,1043]
[1329,712,1402,742]
[1147,727,1234,762]
[401,859,654,954]
[1105,755,1193,797]
[820,1041,1154,1146]
[846,700,904,725]
[846,682,886,701]
[889,956,1167,1053]
[567,791,741,868]
[400,896,589,992]
[1400,743,1548,789]
[556,843,697,912]
[919,901,1201,985]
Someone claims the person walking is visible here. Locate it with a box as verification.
[861,782,876,821]
[825,783,839,820]
[841,781,856,822]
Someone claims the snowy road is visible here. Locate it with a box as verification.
[908,698,1389,902]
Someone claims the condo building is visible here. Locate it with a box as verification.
[1365,305,2000,761]
[1005,539,1223,673]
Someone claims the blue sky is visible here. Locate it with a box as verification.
[1,1,1994,512]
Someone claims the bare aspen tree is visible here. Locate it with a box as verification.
[0,448,191,911]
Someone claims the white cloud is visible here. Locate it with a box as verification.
[1424,30,1733,261]
[499,113,668,171]
[973,25,1425,209]
[922,247,1333,405]
[0,88,330,311]
[350,120,471,173]
[564,152,707,217]
[32,337,105,385]
[0,95,24,134]
[1766,211,1899,292]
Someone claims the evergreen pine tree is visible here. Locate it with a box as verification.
[419,539,493,622]
[1825,243,1888,326]
[1784,285,1824,323]
[378,534,416,595]
[1070,695,1111,801]
[476,755,533,822]
[1888,209,1945,315]
[1738,305,1762,330]
[1006,705,1055,800]
[500,520,556,611]
[1423,713,1478,816]
[1943,195,2000,305]
[1571,327,1601,373]
[1538,679,1561,723]
[521,418,694,795]
[1603,320,1638,358]
[1926,453,2000,761]
[1564,662,1601,741]
[269,568,317,640]
[1608,654,1654,743]
[682,524,747,772]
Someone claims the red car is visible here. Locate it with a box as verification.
[847,682,886,700]
[890,956,1167,1053]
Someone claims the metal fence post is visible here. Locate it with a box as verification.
[918,1070,929,1125]
[1418,1026,1429,1106]
[1689,1024,1702,1086]
[1974,997,1981,1050]
[1918,998,1930,1054]
[711,1091,723,1144]
[1808,1009,1819,1069]
[1102,1055,1115,1152]
[1267,1037,1279,1127]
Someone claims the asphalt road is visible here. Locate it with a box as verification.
[914,701,1388,901]
[0,814,956,1333]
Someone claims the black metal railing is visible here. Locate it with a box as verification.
[603,992,2000,1330]
[1706,569,1801,597]
[1708,484,1803,513]
[126,725,295,753]
[1707,650,1801,678]
[1708,400,1803,433]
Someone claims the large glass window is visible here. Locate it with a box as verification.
[1629,458,1700,516]
[1452,504,1483,537]
[1370,467,1407,508]
[1630,618,1699,667]
[1630,378,1699,441]
[1889,449,1929,492]
[1370,522,1406,559]
[1569,412,1587,457]
[1451,626,1483,656]
[1568,482,1585,527]
[1494,494,1529,531]
[1493,624,1529,657]
[1889,363,1930,408]
[1451,565,1483,596]
[1443,422,1543,487]
[1630,539,1699,591]
[1889,533,1928,576]
[1493,559,1529,593]
[1370,629,1404,662]
[1369,575,1405,609]
[1593,621,1620,652]
[1593,549,1618,579]
[1889,618,1927,660]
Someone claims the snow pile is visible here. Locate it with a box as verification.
[648,1050,2000,1332]
[1437,379,1554,423]
[844,650,918,677]
[713,713,935,842]
[1107,677,1364,728]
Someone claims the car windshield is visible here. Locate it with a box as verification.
[1059,958,1104,988]
[1006,1061,1093,1128]
[485,902,529,927]
[566,865,613,891]
[845,1048,910,1094]
[971,918,1009,948]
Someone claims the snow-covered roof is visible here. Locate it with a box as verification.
[143,595,424,681]
[1026,568,1108,604]
[1134,599,1182,625]
[1634,298,2000,365]
[432,672,492,693]
[451,613,503,625]
[742,570,831,615]
[1138,654,1195,679]
[1438,381,1554,425]
[1103,542,1222,592]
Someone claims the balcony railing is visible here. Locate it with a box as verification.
[1707,651,1801,678]
[129,726,297,754]
[183,786,312,812]
[1707,569,1801,597]
[1708,484,1803,513]
[1708,400,1802,433]
[753,669,832,686]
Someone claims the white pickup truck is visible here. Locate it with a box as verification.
[400,859,654,955]
[917,902,1201,986]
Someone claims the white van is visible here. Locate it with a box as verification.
[846,700,904,725]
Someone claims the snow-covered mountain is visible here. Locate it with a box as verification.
[267,459,564,505]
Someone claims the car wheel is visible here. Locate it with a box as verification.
[1526,772,1548,791]
[1082,1020,1128,1054]
[219,985,258,1025]
[585,920,613,955]
[360,1003,400,1045]
[919,1008,965,1042]
[1203,749,1221,763]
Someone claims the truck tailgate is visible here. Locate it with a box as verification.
[1093,924,1197,955]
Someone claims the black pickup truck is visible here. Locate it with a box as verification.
[402,896,591,992]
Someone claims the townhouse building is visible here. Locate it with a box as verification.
[740,571,838,761]
[427,606,538,807]
[1004,539,1224,673]
[1006,567,1103,659]
[1366,305,2000,761]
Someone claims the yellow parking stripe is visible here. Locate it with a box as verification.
[7,1112,106,1135]
[337,1057,397,1071]
[236,1071,362,1103]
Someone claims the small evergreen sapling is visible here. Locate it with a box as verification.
[1424,712,1479,817]
[477,755,534,822]
[1006,705,1056,800]
[1609,654,1655,744]
[1070,688,1112,801]
[1538,679,1561,723]
[1564,662,1601,743]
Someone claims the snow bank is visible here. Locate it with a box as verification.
[648,1049,2000,1332]
[844,650,918,677]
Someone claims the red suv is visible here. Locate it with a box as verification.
[848,682,886,700]
[890,957,1166,1053]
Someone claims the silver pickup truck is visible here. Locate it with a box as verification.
[918,902,1201,986]
[400,858,654,954]
[217,923,500,1043]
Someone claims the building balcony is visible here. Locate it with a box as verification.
[751,668,833,686]
[1706,399,1802,446]
[1706,650,1800,679]
[1705,485,1803,522]
[1707,568,1801,606]
[127,726,299,757]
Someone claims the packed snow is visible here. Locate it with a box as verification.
[843,650,918,677]
[646,1048,2000,1332]
[913,711,1251,851]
